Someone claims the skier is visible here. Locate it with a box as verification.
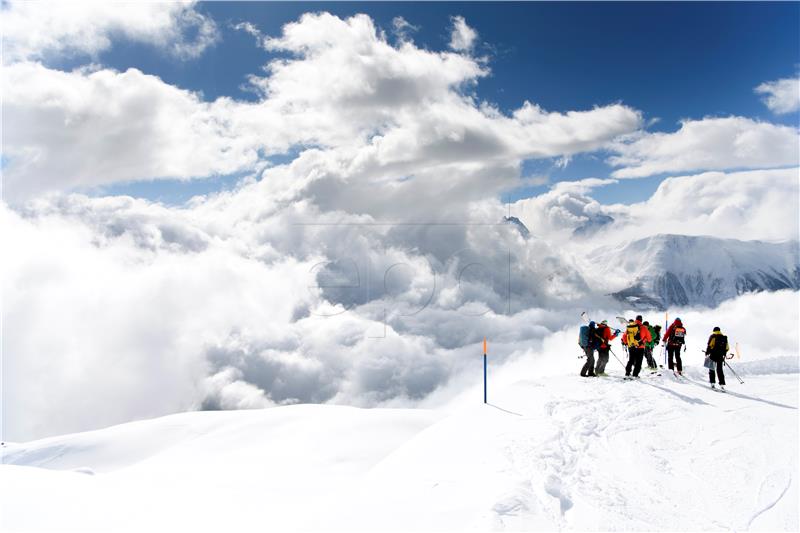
[579,321,598,377]
[643,320,658,370]
[593,320,620,376]
[705,326,729,390]
[663,317,687,375]
[653,324,663,365]
[624,315,652,378]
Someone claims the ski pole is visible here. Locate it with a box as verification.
[724,358,744,385]
[608,347,626,370]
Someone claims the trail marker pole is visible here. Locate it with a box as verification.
[483,337,487,404]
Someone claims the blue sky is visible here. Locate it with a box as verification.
[49,2,800,205]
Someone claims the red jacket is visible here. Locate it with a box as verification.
[634,319,652,347]
[663,320,686,345]
[595,324,618,348]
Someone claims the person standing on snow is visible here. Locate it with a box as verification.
[579,321,599,377]
[624,315,651,378]
[643,321,658,370]
[593,320,620,376]
[705,326,729,390]
[663,317,687,375]
[653,324,663,366]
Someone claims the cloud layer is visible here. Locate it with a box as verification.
[608,117,799,178]
[1,193,601,441]
[3,12,642,201]
[0,1,218,61]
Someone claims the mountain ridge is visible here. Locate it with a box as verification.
[588,233,799,309]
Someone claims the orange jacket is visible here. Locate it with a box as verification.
[635,319,652,347]
[595,324,618,348]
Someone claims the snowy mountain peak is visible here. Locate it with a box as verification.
[590,234,800,309]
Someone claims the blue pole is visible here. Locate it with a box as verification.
[483,353,487,403]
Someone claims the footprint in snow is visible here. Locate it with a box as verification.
[544,474,573,515]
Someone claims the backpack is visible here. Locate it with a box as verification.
[626,323,641,347]
[646,325,657,347]
[594,324,607,347]
[710,334,728,359]
[670,326,686,345]
[579,325,590,348]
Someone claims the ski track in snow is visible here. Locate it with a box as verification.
[747,470,793,530]
[1,363,798,532]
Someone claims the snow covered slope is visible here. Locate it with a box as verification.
[3,356,798,532]
[589,234,799,308]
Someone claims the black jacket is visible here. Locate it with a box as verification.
[706,333,729,362]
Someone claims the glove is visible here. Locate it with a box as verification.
[614,329,621,336]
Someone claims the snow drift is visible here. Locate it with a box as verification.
[3,357,797,532]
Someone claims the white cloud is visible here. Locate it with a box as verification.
[3,12,642,203]
[511,178,618,241]
[233,21,266,47]
[608,117,799,178]
[391,16,419,42]
[616,167,800,242]
[0,200,314,439]
[0,0,219,61]
[449,16,478,52]
[2,63,267,198]
[755,76,800,114]
[512,167,800,254]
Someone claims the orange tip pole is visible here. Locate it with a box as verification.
[482,337,487,404]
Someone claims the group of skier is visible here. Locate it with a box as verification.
[578,315,732,390]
